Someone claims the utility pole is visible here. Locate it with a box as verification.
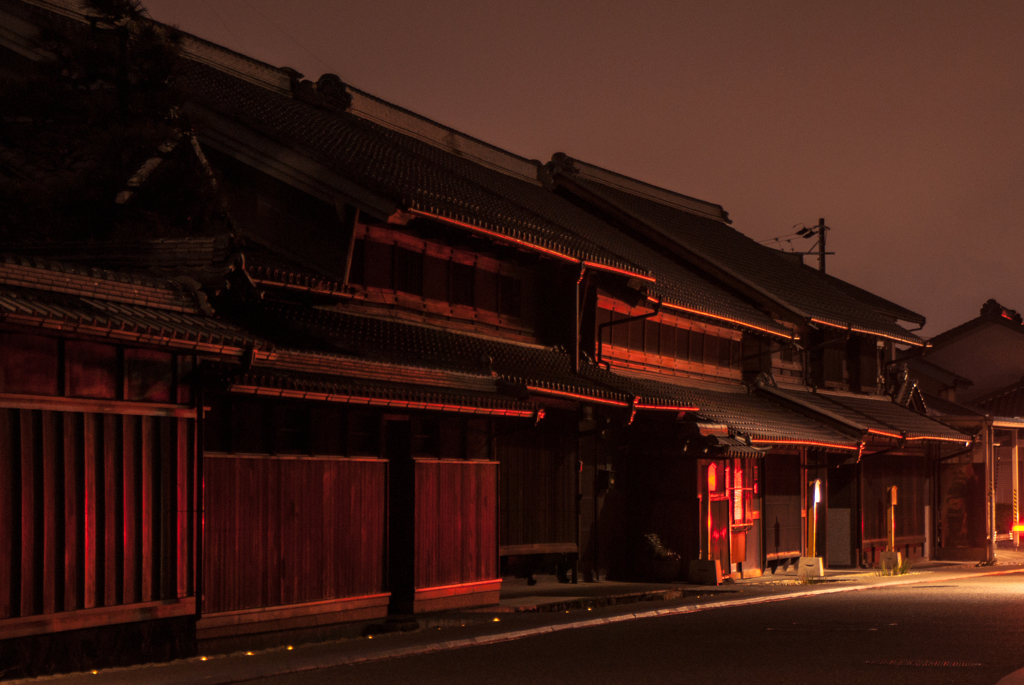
[788,219,833,271]
[817,218,828,273]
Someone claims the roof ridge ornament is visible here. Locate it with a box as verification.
[292,73,353,113]
[980,298,1023,325]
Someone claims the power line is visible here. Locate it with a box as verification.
[237,0,334,74]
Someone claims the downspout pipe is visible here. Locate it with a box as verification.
[193,375,205,623]
[574,265,586,374]
[596,297,663,369]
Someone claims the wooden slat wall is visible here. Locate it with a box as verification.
[496,422,577,548]
[763,452,803,556]
[202,456,386,615]
[414,461,498,589]
[0,409,194,621]
[861,454,928,543]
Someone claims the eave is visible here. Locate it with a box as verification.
[551,172,810,331]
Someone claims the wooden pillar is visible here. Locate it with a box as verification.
[140,415,155,602]
[1013,430,1020,548]
[176,418,191,599]
[123,415,140,605]
[82,413,99,609]
[0,410,13,619]
[103,414,121,607]
[856,454,865,567]
[386,418,413,610]
[42,411,61,615]
[989,425,997,562]
[21,410,38,617]
[63,413,81,612]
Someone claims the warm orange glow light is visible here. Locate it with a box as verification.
[584,260,655,282]
[410,209,580,264]
[656,298,795,341]
[525,386,630,407]
[809,317,925,347]
[1013,523,1024,532]
[707,463,717,491]
[634,403,700,412]
[230,385,535,417]
[750,439,859,451]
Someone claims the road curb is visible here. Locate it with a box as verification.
[15,567,1024,685]
[343,567,1024,666]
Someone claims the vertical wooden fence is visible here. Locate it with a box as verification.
[496,424,577,555]
[0,403,196,638]
[199,454,388,636]
[414,460,498,589]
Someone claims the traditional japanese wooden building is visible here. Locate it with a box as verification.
[545,155,970,573]
[904,301,1024,562]
[0,255,259,670]
[0,1,976,675]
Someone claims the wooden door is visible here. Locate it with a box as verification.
[709,498,731,574]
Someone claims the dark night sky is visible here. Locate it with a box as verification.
[144,0,1024,337]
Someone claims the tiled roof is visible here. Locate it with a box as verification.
[0,254,202,313]
[811,266,925,326]
[356,107,790,339]
[972,381,1024,419]
[243,303,634,407]
[263,348,498,395]
[181,61,789,339]
[762,386,969,442]
[0,237,233,274]
[0,283,261,354]
[579,369,859,449]
[920,392,985,419]
[227,368,537,418]
[555,161,925,346]
[180,61,643,278]
[924,301,1024,351]
[905,357,974,389]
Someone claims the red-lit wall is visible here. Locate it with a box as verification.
[413,460,498,590]
[496,415,578,554]
[202,455,387,614]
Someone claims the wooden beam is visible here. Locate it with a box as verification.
[0,394,196,419]
[0,597,195,640]
[190,106,398,220]
[195,594,389,640]
[498,543,579,556]
[336,202,358,288]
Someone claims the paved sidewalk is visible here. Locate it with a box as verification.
[10,559,1024,685]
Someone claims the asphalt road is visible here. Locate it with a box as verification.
[254,574,1024,685]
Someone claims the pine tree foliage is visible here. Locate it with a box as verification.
[0,0,220,242]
